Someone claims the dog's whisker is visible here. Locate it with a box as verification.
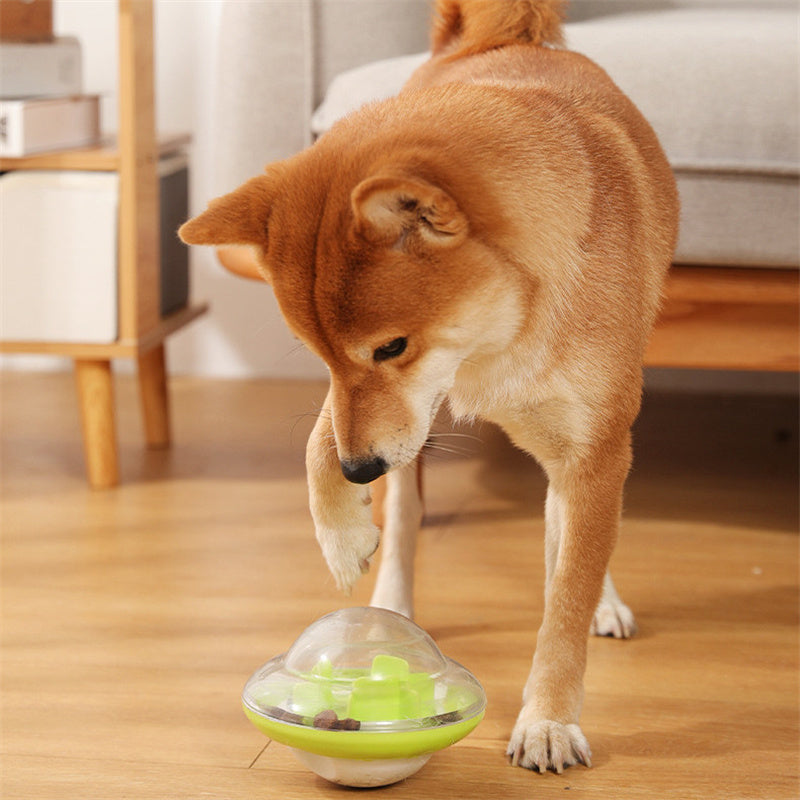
[288,411,323,423]
[427,431,483,444]
[422,431,483,458]
[286,404,330,424]
[288,406,333,442]
[286,342,308,357]
[422,442,470,459]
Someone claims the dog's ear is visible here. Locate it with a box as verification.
[178,174,276,281]
[214,245,265,282]
[351,175,468,248]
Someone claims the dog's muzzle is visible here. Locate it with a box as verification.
[340,457,388,484]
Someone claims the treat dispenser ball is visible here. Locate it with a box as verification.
[242,607,486,787]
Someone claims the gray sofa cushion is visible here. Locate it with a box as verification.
[311,7,799,268]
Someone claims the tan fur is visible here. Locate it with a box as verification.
[432,0,566,55]
[180,0,678,774]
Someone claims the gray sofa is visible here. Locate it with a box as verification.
[210,0,798,371]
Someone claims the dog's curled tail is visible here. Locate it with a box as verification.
[432,0,565,57]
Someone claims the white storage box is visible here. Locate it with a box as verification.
[0,170,119,343]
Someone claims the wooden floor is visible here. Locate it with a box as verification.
[2,371,798,800]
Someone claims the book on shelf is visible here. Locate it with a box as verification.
[0,94,101,157]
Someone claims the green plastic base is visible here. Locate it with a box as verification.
[243,704,485,760]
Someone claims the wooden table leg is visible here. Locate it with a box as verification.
[74,358,120,489]
[138,344,170,449]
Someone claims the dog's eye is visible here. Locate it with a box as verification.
[373,337,407,362]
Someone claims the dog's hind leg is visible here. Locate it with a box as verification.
[590,571,637,639]
[369,459,423,619]
[545,486,636,639]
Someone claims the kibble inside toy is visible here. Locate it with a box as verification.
[242,606,486,787]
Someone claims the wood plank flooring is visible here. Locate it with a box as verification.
[2,371,798,799]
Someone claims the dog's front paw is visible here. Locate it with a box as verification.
[591,596,637,639]
[316,521,380,594]
[507,715,592,774]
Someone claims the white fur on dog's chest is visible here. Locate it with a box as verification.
[448,355,595,463]
[447,334,550,421]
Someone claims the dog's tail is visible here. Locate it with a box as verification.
[432,0,565,58]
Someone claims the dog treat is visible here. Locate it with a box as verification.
[312,709,338,728]
[313,710,361,731]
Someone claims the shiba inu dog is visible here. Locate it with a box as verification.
[180,0,679,774]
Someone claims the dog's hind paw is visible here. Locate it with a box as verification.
[507,718,592,774]
[591,597,637,639]
[591,573,637,638]
[316,521,380,594]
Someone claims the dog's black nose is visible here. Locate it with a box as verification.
[340,457,388,484]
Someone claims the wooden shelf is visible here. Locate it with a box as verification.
[0,1,205,489]
[0,302,208,359]
[0,132,191,172]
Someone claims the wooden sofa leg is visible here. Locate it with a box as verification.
[74,358,120,489]
[138,344,170,449]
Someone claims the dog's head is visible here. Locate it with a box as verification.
[180,147,522,483]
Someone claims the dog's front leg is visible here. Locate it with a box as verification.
[369,460,423,619]
[508,433,632,772]
[306,391,380,593]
